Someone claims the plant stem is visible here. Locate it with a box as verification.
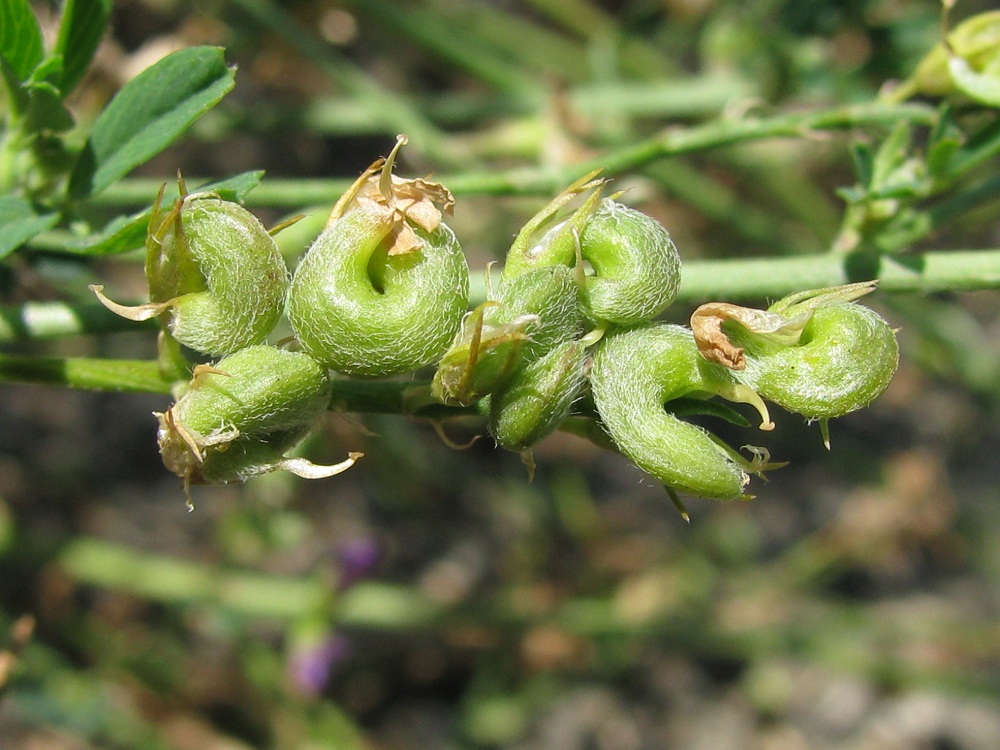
[89,101,938,209]
[3,248,999,345]
[676,248,1000,301]
[0,354,174,393]
[0,301,156,342]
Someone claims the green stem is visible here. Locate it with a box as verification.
[0,354,175,393]
[0,300,156,342]
[4,248,998,345]
[88,101,938,209]
[676,248,1000,301]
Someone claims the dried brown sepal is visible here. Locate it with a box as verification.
[326,134,456,256]
[690,303,797,370]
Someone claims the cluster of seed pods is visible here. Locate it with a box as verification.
[93,138,899,505]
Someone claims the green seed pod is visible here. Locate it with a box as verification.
[495,265,583,359]
[691,282,899,421]
[157,345,360,489]
[488,340,588,451]
[432,265,581,405]
[287,137,469,377]
[886,10,1000,104]
[577,199,681,324]
[590,324,760,501]
[91,184,289,356]
[505,176,681,325]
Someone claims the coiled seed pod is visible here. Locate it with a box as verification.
[590,324,757,501]
[578,199,681,324]
[504,176,681,325]
[691,282,899,420]
[157,345,360,489]
[91,184,289,356]
[287,136,469,377]
[488,340,588,451]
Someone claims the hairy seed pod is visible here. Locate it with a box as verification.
[577,199,681,324]
[91,186,289,356]
[504,176,681,325]
[503,170,605,278]
[692,282,899,420]
[733,305,898,419]
[287,137,469,377]
[590,324,754,501]
[432,265,581,405]
[156,345,360,488]
[488,340,588,451]
[495,265,583,359]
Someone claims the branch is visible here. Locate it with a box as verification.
[676,248,1000,301]
[0,300,155,342]
[89,101,938,209]
[0,354,174,393]
[3,248,998,347]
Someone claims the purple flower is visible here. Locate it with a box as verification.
[336,537,381,589]
[289,633,351,696]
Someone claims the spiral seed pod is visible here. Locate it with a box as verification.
[577,199,681,324]
[504,177,681,325]
[287,136,469,377]
[91,185,289,356]
[432,265,581,405]
[156,345,360,489]
[590,324,764,501]
[488,340,588,452]
[691,282,899,421]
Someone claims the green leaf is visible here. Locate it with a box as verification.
[944,118,1000,178]
[666,397,751,427]
[0,197,60,259]
[0,0,44,83]
[67,46,235,200]
[59,210,150,256]
[58,171,265,256]
[23,79,76,133]
[196,170,266,202]
[849,141,874,188]
[53,0,113,96]
[926,107,964,179]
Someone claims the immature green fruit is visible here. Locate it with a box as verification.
[590,324,761,501]
[691,282,899,421]
[432,265,582,405]
[287,137,469,377]
[157,345,360,488]
[577,199,681,324]
[91,185,289,356]
[504,176,681,325]
[886,10,1000,105]
[488,340,588,451]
